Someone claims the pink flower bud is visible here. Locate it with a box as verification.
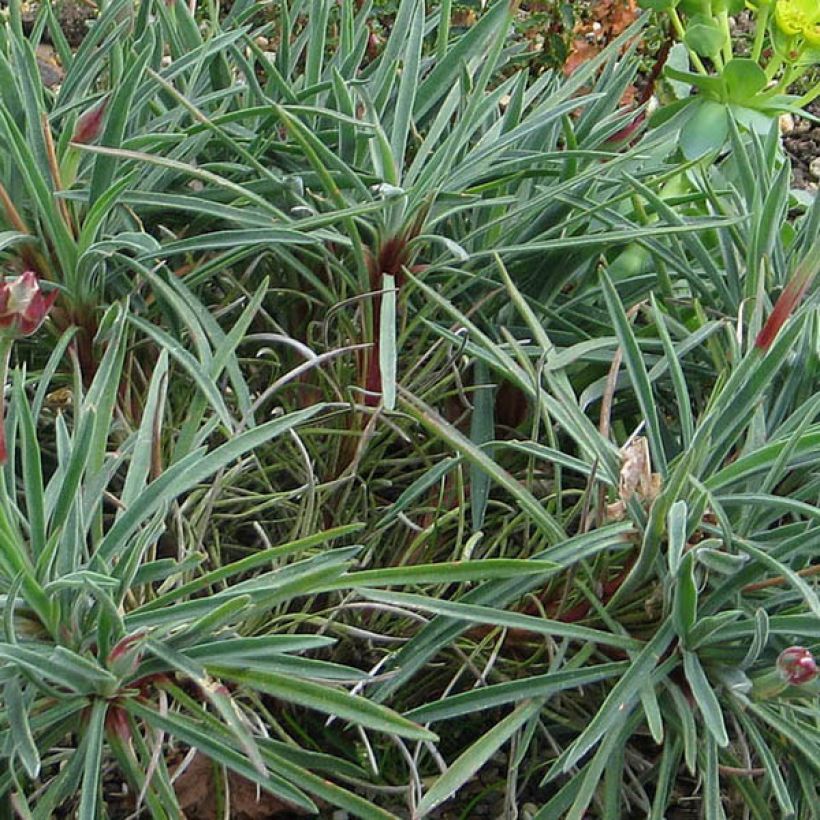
[72,96,109,145]
[367,31,381,59]
[777,646,817,686]
[0,271,57,338]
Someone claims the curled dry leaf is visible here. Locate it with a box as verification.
[607,435,662,520]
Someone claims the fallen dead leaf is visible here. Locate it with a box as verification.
[174,752,310,819]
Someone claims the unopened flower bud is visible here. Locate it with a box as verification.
[72,96,109,145]
[0,271,57,338]
[777,646,818,686]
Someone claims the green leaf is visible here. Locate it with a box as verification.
[89,40,153,205]
[259,742,393,820]
[416,700,541,817]
[413,0,512,121]
[406,662,628,723]
[667,500,688,575]
[120,350,168,511]
[379,273,397,411]
[135,524,362,613]
[680,100,729,159]
[702,733,726,820]
[125,700,317,813]
[734,708,795,817]
[673,552,698,644]
[4,680,40,778]
[359,589,640,650]
[207,666,436,741]
[145,639,267,777]
[14,373,45,561]
[389,0,423,168]
[470,361,494,532]
[560,620,676,772]
[77,699,107,820]
[684,16,728,58]
[600,270,667,475]
[97,406,325,562]
[399,391,566,543]
[146,228,321,257]
[0,231,36,253]
[332,558,559,589]
[682,650,728,747]
[722,59,767,103]
[371,524,635,703]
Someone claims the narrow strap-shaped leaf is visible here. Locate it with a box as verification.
[400,389,565,543]
[128,315,233,430]
[125,700,317,813]
[371,524,635,703]
[358,588,639,650]
[406,662,628,723]
[120,350,168,510]
[77,699,107,820]
[14,373,45,561]
[682,650,729,747]
[389,0,423,171]
[600,270,667,476]
[89,39,154,205]
[378,273,398,411]
[470,360,494,532]
[416,700,541,816]
[413,0,512,121]
[4,680,40,778]
[97,405,324,562]
[208,666,436,741]
[146,639,267,776]
[734,707,795,817]
[702,732,727,820]
[559,618,675,772]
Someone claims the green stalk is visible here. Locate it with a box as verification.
[718,10,733,65]
[797,82,820,107]
[765,52,784,80]
[669,7,709,75]
[764,63,802,97]
[751,3,770,63]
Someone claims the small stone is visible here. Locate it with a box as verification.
[255,35,269,48]
[810,156,820,181]
[779,113,794,134]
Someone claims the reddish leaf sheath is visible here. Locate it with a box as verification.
[755,239,819,351]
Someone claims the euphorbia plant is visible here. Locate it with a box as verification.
[643,0,820,157]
